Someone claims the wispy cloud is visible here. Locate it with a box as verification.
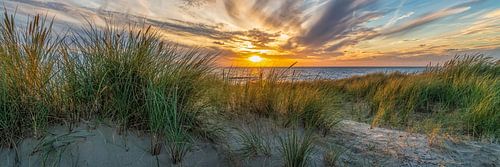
[384,12,414,28]
[459,9,500,35]
[382,4,472,36]
[383,0,410,28]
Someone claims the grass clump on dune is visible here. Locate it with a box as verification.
[219,67,339,131]
[235,126,271,157]
[279,131,315,167]
[0,11,219,164]
[68,22,168,127]
[69,22,218,162]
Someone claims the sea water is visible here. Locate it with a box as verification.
[218,67,426,81]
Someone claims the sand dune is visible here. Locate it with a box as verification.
[1,120,498,167]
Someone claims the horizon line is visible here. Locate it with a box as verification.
[218,66,429,68]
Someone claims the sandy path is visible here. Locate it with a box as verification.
[321,120,500,166]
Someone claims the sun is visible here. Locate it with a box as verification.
[248,55,263,63]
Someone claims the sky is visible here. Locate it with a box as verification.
[2,0,499,67]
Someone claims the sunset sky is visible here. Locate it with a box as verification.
[3,0,499,67]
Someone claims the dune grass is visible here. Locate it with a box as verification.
[0,12,64,146]
[70,22,218,162]
[235,126,271,157]
[279,131,315,167]
[0,11,219,164]
[218,67,339,131]
[333,55,499,138]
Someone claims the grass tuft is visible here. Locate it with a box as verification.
[235,126,271,157]
[0,11,64,146]
[279,131,315,167]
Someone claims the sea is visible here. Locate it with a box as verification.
[218,67,426,81]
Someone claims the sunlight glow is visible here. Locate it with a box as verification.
[248,55,263,63]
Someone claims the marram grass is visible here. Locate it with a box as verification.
[0,11,217,164]
[218,67,340,131]
[279,131,315,167]
[0,12,63,146]
[334,55,500,138]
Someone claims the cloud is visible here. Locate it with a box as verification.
[279,0,381,54]
[324,28,379,51]
[260,0,304,30]
[180,0,214,8]
[383,0,408,28]
[1,0,106,31]
[213,41,225,45]
[459,9,500,35]
[382,2,475,36]
[223,0,241,22]
[297,0,378,47]
[384,12,414,28]
[242,29,280,48]
[222,0,307,31]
